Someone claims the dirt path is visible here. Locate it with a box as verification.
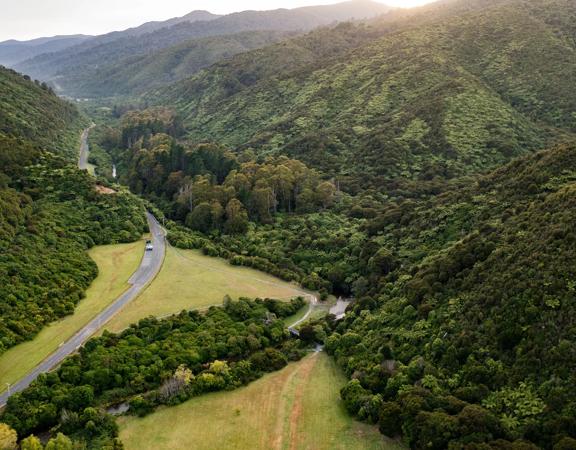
[271,353,320,450]
[288,353,319,450]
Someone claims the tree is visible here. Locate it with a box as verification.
[225,199,249,234]
[20,435,43,450]
[0,423,17,450]
[554,438,576,450]
[186,202,213,233]
[413,411,459,450]
[315,181,336,209]
[251,187,275,223]
[368,248,396,276]
[45,433,73,450]
[379,402,402,437]
[210,201,225,230]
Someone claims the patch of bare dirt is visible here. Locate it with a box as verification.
[95,185,117,195]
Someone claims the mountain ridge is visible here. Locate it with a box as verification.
[147,0,574,190]
[14,0,393,95]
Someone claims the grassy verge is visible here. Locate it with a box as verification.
[103,246,305,333]
[119,352,403,450]
[0,241,144,391]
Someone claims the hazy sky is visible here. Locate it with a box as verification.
[0,0,435,42]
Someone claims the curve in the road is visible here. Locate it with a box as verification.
[0,213,166,408]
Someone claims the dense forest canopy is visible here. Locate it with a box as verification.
[326,143,576,449]
[149,0,575,191]
[2,0,576,448]
[86,0,576,447]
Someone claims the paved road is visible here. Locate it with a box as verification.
[78,125,94,171]
[0,213,166,407]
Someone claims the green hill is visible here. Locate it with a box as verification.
[150,0,575,189]
[327,141,576,448]
[0,66,146,356]
[0,66,82,158]
[62,31,291,98]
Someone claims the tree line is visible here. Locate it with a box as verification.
[1,298,308,448]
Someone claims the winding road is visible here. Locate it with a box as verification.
[0,128,317,408]
[78,125,95,172]
[0,130,167,408]
[0,213,165,408]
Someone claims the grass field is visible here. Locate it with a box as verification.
[103,246,306,333]
[0,241,144,392]
[119,352,403,450]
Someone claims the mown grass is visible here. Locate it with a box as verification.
[119,352,403,450]
[104,246,306,333]
[0,241,144,391]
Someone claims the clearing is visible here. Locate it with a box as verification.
[103,246,306,333]
[0,241,144,391]
[119,352,403,450]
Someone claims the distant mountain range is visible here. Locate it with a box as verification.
[0,35,92,67]
[10,0,393,97]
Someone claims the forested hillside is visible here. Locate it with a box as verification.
[0,66,83,158]
[62,31,291,98]
[325,142,576,449]
[0,66,146,356]
[15,0,392,97]
[2,0,576,448]
[151,0,575,190]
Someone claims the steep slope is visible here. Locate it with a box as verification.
[151,0,575,190]
[15,1,392,96]
[0,35,91,67]
[0,66,82,157]
[59,31,291,97]
[0,66,146,356]
[328,141,576,448]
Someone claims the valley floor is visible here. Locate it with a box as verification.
[0,236,308,394]
[119,352,403,450]
[103,245,306,333]
[0,241,144,392]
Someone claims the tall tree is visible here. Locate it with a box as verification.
[225,199,249,234]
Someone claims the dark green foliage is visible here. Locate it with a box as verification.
[1,298,307,446]
[327,143,576,448]
[64,31,291,97]
[0,66,85,159]
[151,0,575,190]
[97,108,339,236]
[0,67,147,355]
